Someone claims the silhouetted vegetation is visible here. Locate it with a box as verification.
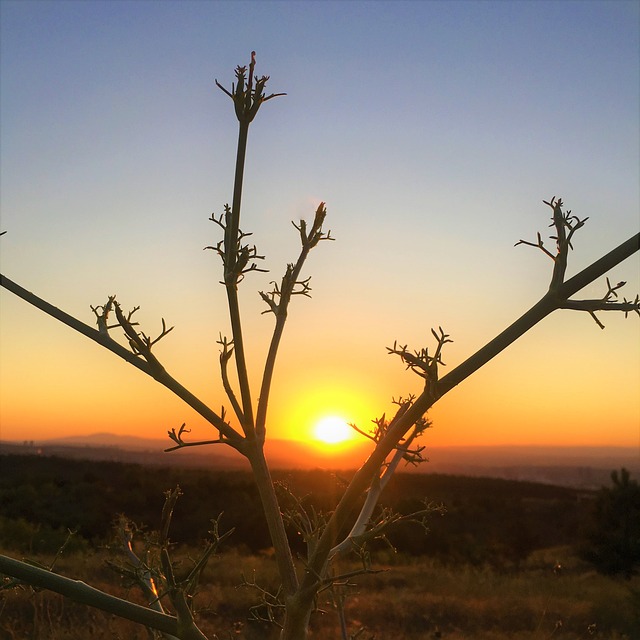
[0,453,592,567]
[580,467,640,579]
[2,51,637,637]
[3,454,640,639]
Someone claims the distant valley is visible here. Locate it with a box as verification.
[2,432,639,489]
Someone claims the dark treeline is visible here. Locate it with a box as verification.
[0,454,594,567]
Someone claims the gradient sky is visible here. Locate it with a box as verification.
[1,0,639,454]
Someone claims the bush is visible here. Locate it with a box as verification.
[581,468,640,578]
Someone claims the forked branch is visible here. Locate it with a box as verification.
[0,276,244,450]
[209,53,285,438]
[255,202,332,439]
[516,197,640,327]
[300,222,639,604]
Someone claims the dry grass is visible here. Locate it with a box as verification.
[1,545,638,639]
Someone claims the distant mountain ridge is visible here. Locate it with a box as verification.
[2,433,638,489]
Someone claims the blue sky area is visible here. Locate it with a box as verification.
[1,1,638,448]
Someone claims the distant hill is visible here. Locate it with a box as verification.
[1,433,638,489]
[0,432,374,472]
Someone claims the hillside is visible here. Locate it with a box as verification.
[0,452,598,566]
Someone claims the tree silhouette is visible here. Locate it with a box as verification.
[582,468,640,579]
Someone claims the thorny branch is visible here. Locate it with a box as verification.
[333,503,444,562]
[206,204,267,286]
[559,277,640,329]
[241,571,285,628]
[387,327,453,402]
[299,215,639,614]
[259,204,333,316]
[165,422,232,452]
[333,399,431,558]
[90,295,125,334]
[255,202,333,439]
[515,196,589,290]
[112,301,174,362]
[208,52,286,440]
[516,197,640,327]
[0,275,244,451]
[107,517,180,640]
[278,482,328,560]
[155,488,224,640]
[110,501,233,638]
[213,52,302,602]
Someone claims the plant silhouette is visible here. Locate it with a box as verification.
[1,54,639,639]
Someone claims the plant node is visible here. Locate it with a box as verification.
[215,51,286,125]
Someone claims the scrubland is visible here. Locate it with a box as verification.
[1,455,637,639]
[2,545,638,639]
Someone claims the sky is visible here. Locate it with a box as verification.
[1,0,639,457]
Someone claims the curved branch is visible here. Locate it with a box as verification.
[256,203,331,439]
[0,554,179,637]
[0,274,245,450]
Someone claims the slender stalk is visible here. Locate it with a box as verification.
[245,445,299,597]
[256,249,311,438]
[0,274,244,449]
[217,53,300,610]
[0,554,180,637]
[225,121,255,436]
[256,204,330,438]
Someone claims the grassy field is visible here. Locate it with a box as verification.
[2,457,637,638]
[1,544,638,639]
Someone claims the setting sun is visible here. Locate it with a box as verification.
[313,416,353,445]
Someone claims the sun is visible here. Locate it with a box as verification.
[313,416,353,445]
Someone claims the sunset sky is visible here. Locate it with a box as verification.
[1,1,639,457]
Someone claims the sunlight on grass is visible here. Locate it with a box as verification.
[4,545,637,640]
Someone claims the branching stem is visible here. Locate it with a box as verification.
[0,275,244,450]
[0,554,180,637]
[300,230,640,600]
[256,203,331,439]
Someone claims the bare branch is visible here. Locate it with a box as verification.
[155,489,209,640]
[0,554,180,637]
[241,570,285,629]
[0,275,245,449]
[300,229,640,607]
[90,295,123,335]
[332,404,431,558]
[164,422,231,452]
[110,516,179,640]
[387,327,452,401]
[217,334,245,424]
[514,231,555,260]
[517,197,591,292]
[255,202,332,439]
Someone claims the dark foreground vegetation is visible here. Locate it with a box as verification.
[1,454,639,638]
[0,454,592,562]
